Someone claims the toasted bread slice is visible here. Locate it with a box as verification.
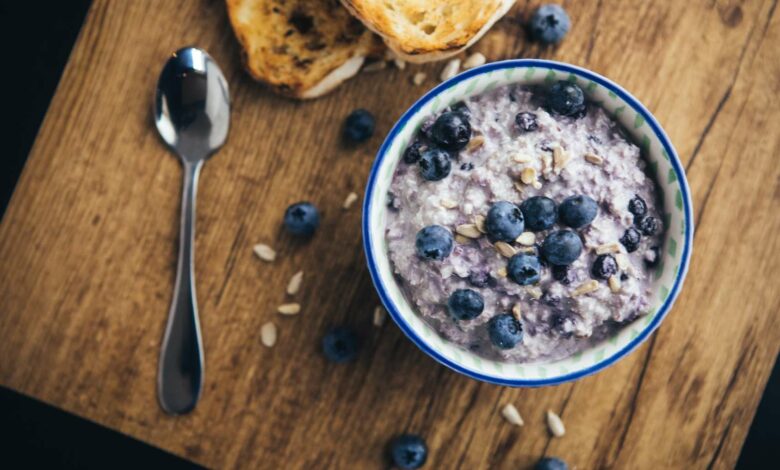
[341,0,515,63]
[226,0,384,99]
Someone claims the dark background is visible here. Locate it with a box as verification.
[0,2,775,468]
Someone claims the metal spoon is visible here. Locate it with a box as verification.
[153,47,230,415]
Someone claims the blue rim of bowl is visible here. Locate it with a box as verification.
[362,59,694,387]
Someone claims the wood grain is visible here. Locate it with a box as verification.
[1,0,778,468]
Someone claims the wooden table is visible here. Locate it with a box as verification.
[1,1,778,468]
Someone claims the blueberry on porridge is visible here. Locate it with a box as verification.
[385,81,665,362]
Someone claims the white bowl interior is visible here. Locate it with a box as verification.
[365,61,692,384]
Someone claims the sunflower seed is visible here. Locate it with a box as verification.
[495,241,517,258]
[467,135,485,151]
[546,410,566,437]
[286,270,303,295]
[277,303,301,315]
[456,224,482,238]
[511,303,522,322]
[373,305,387,327]
[615,253,630,270]
[513,153,533,163]
[412,72,427,86]
[608,275,622,293]
[463,52,487,69]
[516,232,536,246]
[342,192,359,210]
[526,286,543,299]
[596,242,621,254]
[474,215,487,233]
[440,198,458,209]
[253,243,276,262]
[553,146,569,173]
[585,153,604,165]
[497,267,508,278]
[440,58,461,82]
[261,322,277,347]
[455,234,471,245]
[572,280,600,297]
[520,167,538,185]
[362,60,387,73]
[502,403,524,426]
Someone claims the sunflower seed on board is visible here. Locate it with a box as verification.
[440,58,461,82]
[546,410,566,437]
[286,270,304,295]
[412,72,427,86]
[596,242,621,255]
[502,403,524,426]
[572,280,600,297]
[277,303,301,315]
[585,153,604,165]
[495,241,517,258]
[516,232,536,246]
[373,305,387,327]
[253,243,276,262]
[362,60,387,73]
[608,275,622,293]
[463,52,487,69]
[456,224,482,238]
[261,322,277,347]
[342,192,359,210]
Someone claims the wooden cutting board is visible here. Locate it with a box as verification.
[1,0,778,468]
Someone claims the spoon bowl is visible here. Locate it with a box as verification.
[154,47,230,415]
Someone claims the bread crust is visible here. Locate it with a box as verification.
[226,0,383,98]
[340,0,515,63]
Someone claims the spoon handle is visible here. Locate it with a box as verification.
[158,160,205,415]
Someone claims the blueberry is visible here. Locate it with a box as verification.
[486,201,525,242]
[521,196,557,231]
[488,314,523,349]
[541,230,583,266]
[450,101,472,120]
[343,109,375,142]
[558,195,598,228]
[620,227,641,253]
[389,434,427,469]
[628,195,647,218]
[551,265,572,284]
[283,202,320,236]
[430,111,472,151]
[547,81,586,117]
[515,112,539,132]
[467,269,494,288]
[528,4,571,44]
[403,140,426,164]
[415,225,454,260]
[419,148,452,181]
[321,327,359,363]
[460,162,474,171]
[592,254,618,279]
[448,289,484,320]
[507,253,542,286]
[636,216,659,236]
[536,457,569,470]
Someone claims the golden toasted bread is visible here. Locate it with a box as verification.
[226,0,384,99]
[341,0,515,63]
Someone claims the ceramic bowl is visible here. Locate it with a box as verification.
[362,59,693,386]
